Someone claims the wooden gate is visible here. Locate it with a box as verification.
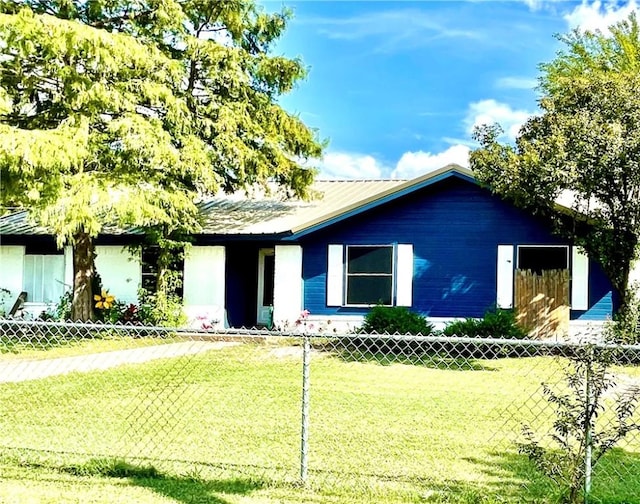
[514,269,570,339]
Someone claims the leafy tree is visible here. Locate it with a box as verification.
[0,1,323,320]
[470,14,640,335]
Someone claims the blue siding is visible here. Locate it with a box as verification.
[301,177,614,320]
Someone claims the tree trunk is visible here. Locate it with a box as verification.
[71,231,96,321]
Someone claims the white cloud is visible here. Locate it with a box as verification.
[565,0,639,32]
[316,146,470,181]
[316,152,388,180]
[391,145,470,179]
[464,99,534,141]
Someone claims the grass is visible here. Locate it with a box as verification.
[0,330,181,360]
[0,339,639,503]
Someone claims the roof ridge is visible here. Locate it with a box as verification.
[315,178,406,183]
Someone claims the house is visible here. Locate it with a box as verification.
[0,164,625,333]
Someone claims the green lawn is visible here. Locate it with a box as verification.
[0,339,639,503]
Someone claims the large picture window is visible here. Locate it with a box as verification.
[23,244,64,303]
[345,245,393,305]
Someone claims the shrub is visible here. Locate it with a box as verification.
[443,308,527,339]
[137,288,186,327]
[519,346,640,504]
[360,305,434,335]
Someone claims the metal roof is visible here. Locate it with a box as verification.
[0,165,472,238]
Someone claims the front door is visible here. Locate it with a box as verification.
[257,248,275,327]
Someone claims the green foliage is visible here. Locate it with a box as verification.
[360,305,434,335]
[137,289,186,328]
[0,1,324,320]
[609,283,640,344]
[470,13,640,322]
[518,346,640,504]
[443,308,527,339]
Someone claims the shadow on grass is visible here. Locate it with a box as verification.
[11,456,263,504]
[317,340,496,371]
[70,459,264,504]
[461,447,640,504]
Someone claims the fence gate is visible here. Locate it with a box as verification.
[515,269,570,339]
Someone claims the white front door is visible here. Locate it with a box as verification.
[257,248,275,326]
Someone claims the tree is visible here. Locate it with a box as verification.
[519,344,640,503]
[470,14,640,335]
[0,1,323,320]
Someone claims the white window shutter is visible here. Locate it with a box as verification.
[396,244,413,306]
[496,245,514,309]
[327,245,344,306]
[571,246,589,310]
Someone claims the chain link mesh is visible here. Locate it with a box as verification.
[1,319,639,502]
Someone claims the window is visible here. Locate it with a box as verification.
[327,244,413,307]
[23,244,64,303]
[141,246,184,298]
[345,246,394,305]
[517,246,568,274]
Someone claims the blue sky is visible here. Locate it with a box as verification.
[264,0,639,179]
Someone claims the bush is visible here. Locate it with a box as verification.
[443,308,527,339]
[360,305,434,335]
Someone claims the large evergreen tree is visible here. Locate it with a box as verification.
[470,14,640,335]
[0,1,323,320]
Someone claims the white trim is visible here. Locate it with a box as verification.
[395,244,413,306]
[257,248,275,325]
[327,244,344,306]
[571,246,589,310]
[496,245,514,309]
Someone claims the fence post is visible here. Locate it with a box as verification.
[584,346,593,501]
[300,333,311,484]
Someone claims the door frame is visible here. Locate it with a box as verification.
[256,248,275,326]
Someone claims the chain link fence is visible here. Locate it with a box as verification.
[1,319,639,503]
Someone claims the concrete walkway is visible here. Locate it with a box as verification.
[0,341,235,383]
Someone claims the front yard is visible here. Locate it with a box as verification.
[0,336,639,503]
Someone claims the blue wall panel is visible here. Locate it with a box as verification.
[300,177,613,319]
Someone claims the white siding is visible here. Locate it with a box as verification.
[183,246,226,327]
[327,244,344,306]
[94,246,141,304]
[571,246,589,310]
[0,245,25,314]
[396,244,413,307]
[496,245,514,309]
[64,246,73,292]
[273,245,303,326]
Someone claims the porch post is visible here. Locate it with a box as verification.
[183,245,226,328]
[273,245,303,330]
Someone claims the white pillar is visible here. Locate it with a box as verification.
[94,245,141,304]
[183,245,226,328]
[273,244,303,328]
[0,245,25,314]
